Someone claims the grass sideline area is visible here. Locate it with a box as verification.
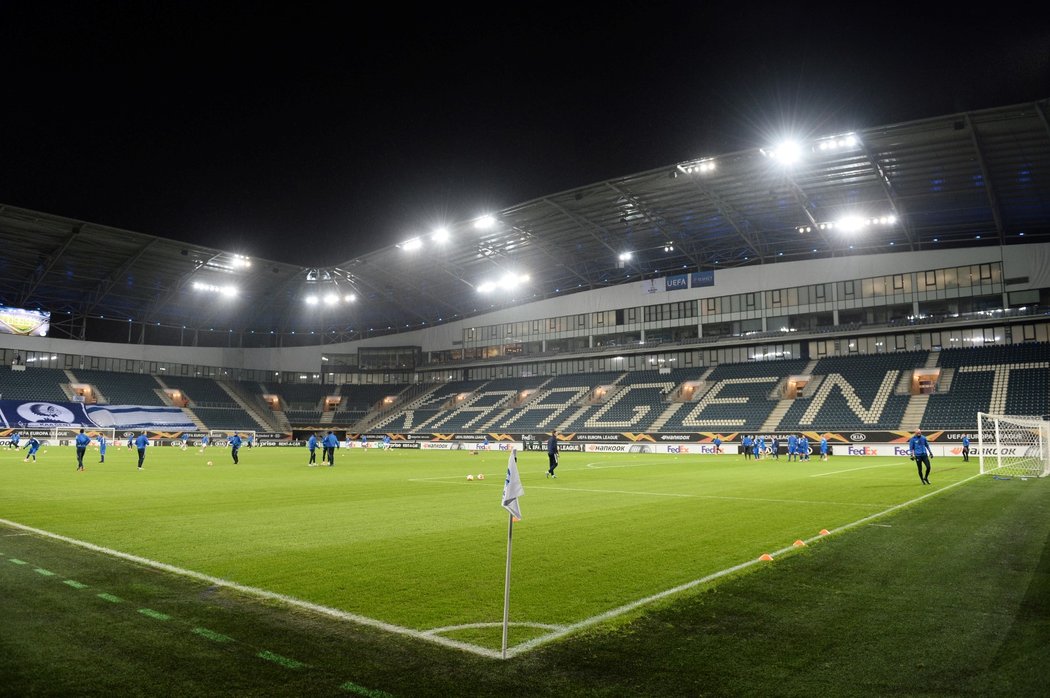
[1,443,1047,695]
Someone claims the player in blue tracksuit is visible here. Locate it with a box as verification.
[322,431,338,466]
[96,434,108,463]
[961,435,971,462]
[9,431,20,449]
[770,436,779,460]
[229,433,243,464]
[135,432,149,469]
[742,435,752,460]
[307,433,318,465]
[23,437,41,462]
[757,435,766,460]
[909,429,934,484]
[800,436,810,461]
[820,436,829,461]
[75,428,91,471]
[712,436,722,454]
[382,434,392,450]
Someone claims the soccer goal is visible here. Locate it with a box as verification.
[977,412,1050,478]
[208,429,256,446]
[45,426,116,446]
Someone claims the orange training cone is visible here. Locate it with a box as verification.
[793,539,806,547]
[819,529,830,536]
[759,553,774,561]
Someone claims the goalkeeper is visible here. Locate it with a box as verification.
[908,429,933,485]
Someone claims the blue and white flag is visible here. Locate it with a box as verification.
[501,449,524,522]
[86,405,195,429]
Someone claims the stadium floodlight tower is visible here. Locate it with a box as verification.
[977,412,1050,478]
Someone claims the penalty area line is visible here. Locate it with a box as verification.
[0,517,503,660]
[810,460,910,477]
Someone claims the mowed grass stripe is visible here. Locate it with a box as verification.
[0,447,979,651]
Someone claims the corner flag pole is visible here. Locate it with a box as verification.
[502,511,514,659]
[499,448,524,660]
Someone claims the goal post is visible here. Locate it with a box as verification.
[45,426,116,446]
[208,429,256,446]
[977,412,1050,478]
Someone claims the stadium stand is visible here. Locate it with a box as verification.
[0,367,69,402]
[664,359,808,432]
[69,369,166,406]
[921,342,1050,429]
[778,352,927,431]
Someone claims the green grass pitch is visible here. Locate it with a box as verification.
[0,443,976,654]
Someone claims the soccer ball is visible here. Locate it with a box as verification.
[477,473,485,480]
[466,474,474,481]
[207,461,213,466]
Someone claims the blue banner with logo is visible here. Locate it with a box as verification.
[691,270,714,287]
[0,400,93,428]
[665,274,689,291]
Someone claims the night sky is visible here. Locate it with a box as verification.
[2,3,1046,266]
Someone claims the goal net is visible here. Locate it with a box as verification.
[977,412,1050,478]
[208,429,256,446]
[46,426,116,446]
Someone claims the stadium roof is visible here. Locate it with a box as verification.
[2,99,1048,345]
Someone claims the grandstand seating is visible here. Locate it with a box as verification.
[371,379,489,431]
[778,352,927,430]
[665,359,807,432]
[164,376,238,406]
[70,369,166,406]
[559,369,701,432]
[922,342,1050,429]
[0,367,69,402]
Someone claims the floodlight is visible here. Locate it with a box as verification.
[619,252,633,261]
[399,237,423,251]
[474,215,496,229]
[324,293,339,305]
[305,295,319,305]
[345,294,357,302]
[771,140,802,165]
[837,216,866,232]
[432,228,449,243]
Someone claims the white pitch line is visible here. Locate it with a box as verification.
[0,517,503,660]
[424,621,564,637]
[502,472,982,657]
[809,460,910,477]
[543,486,882,508]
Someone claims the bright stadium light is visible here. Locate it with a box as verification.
[432,227,450,243]
[474,215,497,230]
[619,252,633,261]
[324,293,339,305]
[399,237,423,251]
[345,293,357,303]
[769,140,803,165]
[305,295,319,305]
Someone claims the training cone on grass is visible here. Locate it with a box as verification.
[819,529,831,536]
[759,553,774,561]
[793,539,806,547]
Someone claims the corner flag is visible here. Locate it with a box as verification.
[501,449,524,521]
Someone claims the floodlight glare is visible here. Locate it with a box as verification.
[837,216,866,232]
[474,215,496,230]
[619,252,633,261]
[305,295,319,305]
[771,140,802,164]
[400,237,423,251]
[432,228,449,243]
[477,282,495,293]
[345,294,357,303]
[324,293,339,305]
